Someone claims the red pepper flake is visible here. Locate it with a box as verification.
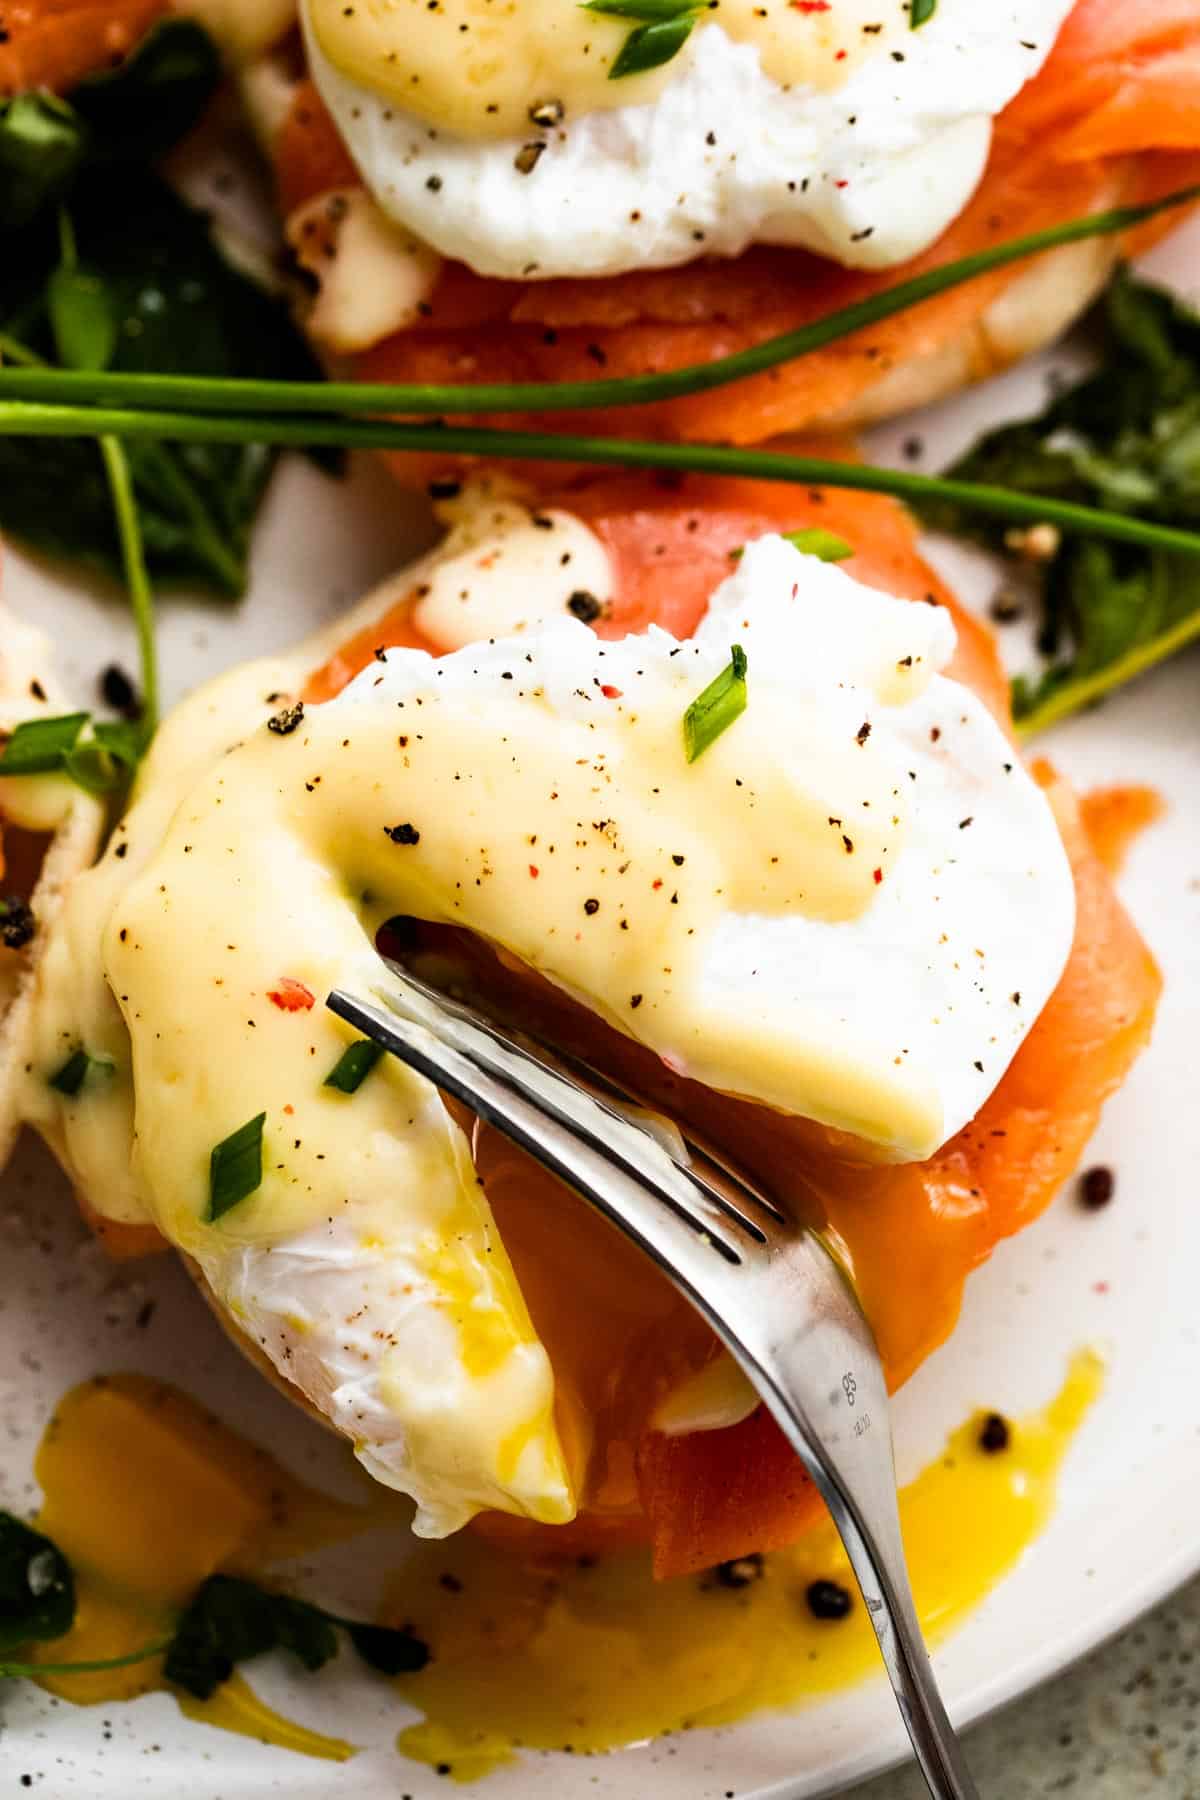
[529,864,540,879]
[267,978,315,1013]
[790,1,831,9]
[652,878,664,890]
[873,867,883,885]
[600,684,623,699]
[1092,1280,1111,1295]
[835,178,849,188]
[835,47,847,58]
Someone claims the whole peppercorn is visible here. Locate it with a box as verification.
[805,1579,853,1621]
[0,896,35,950]
[1079,1166,1115,1210]
[978,1412,1011,1454]
[267,701,304,737]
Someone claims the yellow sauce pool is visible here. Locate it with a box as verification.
[20,1353,1103,1779]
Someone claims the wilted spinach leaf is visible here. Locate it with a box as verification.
[68,18,221,166]
[0,20,217,243]
[0,18,328,600]
[0,94,85,233]
[0,170,325,596]
[0,1523,427,1694]
[922,267,1200,729]
[163,1574,428,1700]
[47,262,118,373]
[0,1513,75,1655]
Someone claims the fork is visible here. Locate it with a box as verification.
[327,961,981,1800]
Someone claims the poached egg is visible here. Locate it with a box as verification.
[23,510,1075,1537]
[301,0,1077,280]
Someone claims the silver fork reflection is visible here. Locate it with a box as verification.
[327,962,980,1800]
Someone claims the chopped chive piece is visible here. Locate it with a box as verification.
[910,0,936,24]
[208,1112,266,1222]
[609,13,697,76]
[48,1047,114,1096]
[581,0,698,16]
[582,0,702,78]
[683,645,748,764]
[0,712,89,775]
[324,1039,384,1095]
[731,527,855,564]
[783,528,854,562]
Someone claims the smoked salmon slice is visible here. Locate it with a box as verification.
[0,0,167,97]
[304,469,1160,1576]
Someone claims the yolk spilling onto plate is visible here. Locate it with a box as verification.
[23,1354,1102,1779]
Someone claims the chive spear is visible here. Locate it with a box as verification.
[0,186,1196,421]
[3,401,1200,566]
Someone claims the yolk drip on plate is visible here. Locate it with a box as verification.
[21,1353,1102,1779]
[26,1374,382,1758]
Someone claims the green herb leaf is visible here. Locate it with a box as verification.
[48,1047,115,1097]
[48,264,117,374]
[0,713,89,776]
[164,1576,283,1699]
[0,1523,424,1693]
[609,12,698,76]
[208,1112,266,1222]
[1,1641,170,1679]
[0,95,85,234]
[164,1578,338,1699]
[583,0,702,78]
[0,171,326,600]
[0,1514,75,1655]
[324,1039,385,1095]
[730,526,854,563]
[163,1575,428,1699]
[923,267,1200,732]
[683,644,748,764]
[582,0,700,18]
[910,0,937,26]
[782,528,854,562]
[64,718,148,795]
[0,712,143,794]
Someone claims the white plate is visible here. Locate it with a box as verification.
[2,219,1199,1800]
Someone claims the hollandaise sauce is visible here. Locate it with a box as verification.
[305,0,910,141]
[22,1353,1102,1778]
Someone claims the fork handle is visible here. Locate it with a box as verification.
[743,1336,982,1800]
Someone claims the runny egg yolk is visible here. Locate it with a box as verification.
[305,0,906,140]
[22,1354,1103,1777]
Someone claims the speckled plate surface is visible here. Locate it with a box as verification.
[1,221,1198,1800]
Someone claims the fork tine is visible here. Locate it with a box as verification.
[326,983,750,1269]
[376,956,789,1237]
